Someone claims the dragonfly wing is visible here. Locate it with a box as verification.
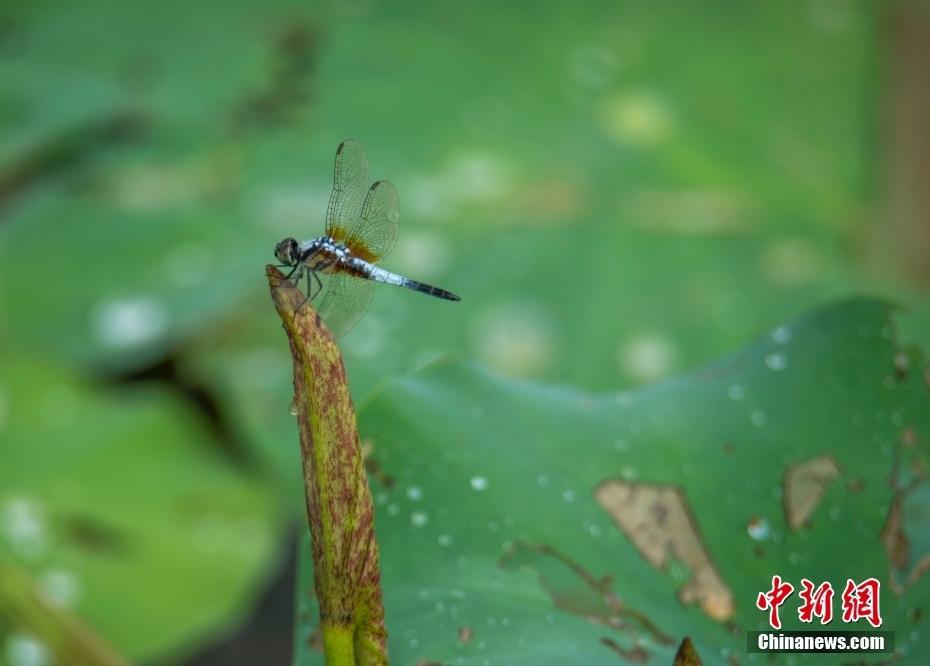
[325,140,369,242]
[344,180,400,263]
[315,271,375,339]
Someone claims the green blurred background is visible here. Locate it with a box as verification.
[1,0,929,664]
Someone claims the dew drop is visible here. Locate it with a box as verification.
[288,397,298,416]
[770,326,792,344]
[406,486,423,501]
[727,384,746,401]
[410,511,429,527]
[470,476,488,491]
[747,517,770,541]
[765,352,787,371]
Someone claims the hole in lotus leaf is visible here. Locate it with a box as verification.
[594,480,735,622]
[882,495,909,573]
[782,455,841,530]
[307,626,323,652]
[846,476,866,494]
[457,625,473,644]
[894,350,910,380]
[499,541,674,659]
[883,433,930,595]
[600,635,648,662]
[361,438,394,488]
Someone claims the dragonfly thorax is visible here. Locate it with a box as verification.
[298,236,352,272]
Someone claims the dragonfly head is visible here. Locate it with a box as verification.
[275,237,300,266]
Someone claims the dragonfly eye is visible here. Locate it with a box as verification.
[275,237,299,265]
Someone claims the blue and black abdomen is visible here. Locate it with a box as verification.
[402,279,461,301]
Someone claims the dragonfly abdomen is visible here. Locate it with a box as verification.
[368,266,461,301]
[403,280,461,301]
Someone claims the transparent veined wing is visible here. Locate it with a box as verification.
[315,270,376,339]
[325,140,369,242]
[343,180,400,264]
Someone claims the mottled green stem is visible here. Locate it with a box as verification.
[0,564,129,666]
[266,266,388,666]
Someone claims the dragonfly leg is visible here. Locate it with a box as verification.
[304,275,314,302]
[283,264,302,284]
[296,269,326,312]
[309,271,324,301]
[296,270,315,311]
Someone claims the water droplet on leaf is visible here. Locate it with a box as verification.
[411,511,428,527]
[747,517,770,541]
[470,476,488,491]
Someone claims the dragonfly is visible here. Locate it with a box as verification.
[274,140,461,337]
